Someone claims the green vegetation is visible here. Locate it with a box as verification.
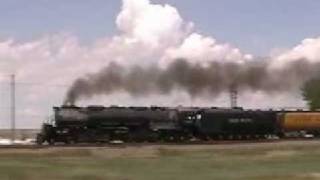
[302,78,320,110]
[1,144,320,180]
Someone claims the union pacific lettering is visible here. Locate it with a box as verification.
[228,118,253,123]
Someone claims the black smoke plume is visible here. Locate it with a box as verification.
[64,58,320,105]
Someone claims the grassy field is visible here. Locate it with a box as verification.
[1,142,320,180]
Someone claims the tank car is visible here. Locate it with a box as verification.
[278,111,320,137]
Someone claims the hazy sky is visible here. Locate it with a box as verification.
[1,0,320,55]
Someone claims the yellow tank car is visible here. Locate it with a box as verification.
[281,112,320,131]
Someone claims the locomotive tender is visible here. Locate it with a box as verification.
[36,105,320,145]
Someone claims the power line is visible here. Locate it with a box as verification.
[0,81,70,88]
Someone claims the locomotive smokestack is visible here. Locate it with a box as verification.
[230,84,238,108]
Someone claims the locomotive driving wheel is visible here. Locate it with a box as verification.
[36,134,45,145]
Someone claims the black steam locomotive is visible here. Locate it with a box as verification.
[36,105,281,144]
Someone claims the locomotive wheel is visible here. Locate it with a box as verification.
[147,132,159,143]
[161,135,175,142]
[65,138,77,144]
[179,135,190,142]
[121,135,129,143]
[212,135,220,140]
[48,138,55,145]
[174,135,186,142]
[198,135,209,141]
[238,135,244,140]
[223,135,229,140]
[277,132,285,138]
[235,135,241,140]
[36,134,45,145]
[229,135,233,140]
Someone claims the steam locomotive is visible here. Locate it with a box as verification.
[36,105,320,145]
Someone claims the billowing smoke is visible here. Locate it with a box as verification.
[59,0,320,106]
[64,58,320,105]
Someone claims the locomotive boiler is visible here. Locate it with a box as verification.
[37,105,192,144]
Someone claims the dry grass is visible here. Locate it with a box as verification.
[1,141,320,180]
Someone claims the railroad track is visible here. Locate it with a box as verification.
[0,138,317,149]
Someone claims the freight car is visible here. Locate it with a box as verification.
[278,111,320,137]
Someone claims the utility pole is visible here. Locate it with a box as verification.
[10,74,15,143]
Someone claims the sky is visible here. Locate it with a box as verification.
[0,0,320,128]
[1,0,320,55]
